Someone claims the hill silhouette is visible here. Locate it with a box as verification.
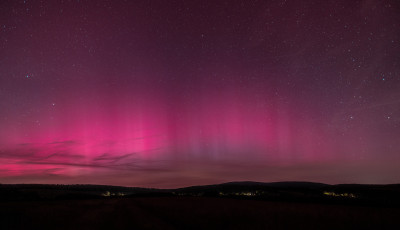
[1,181,400,206]
[1,181,400,229]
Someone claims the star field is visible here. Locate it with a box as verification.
[0,0,399,188]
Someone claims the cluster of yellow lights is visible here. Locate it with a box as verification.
[219,192,257,196]
[101,191,126,197]
[323,191,356,198]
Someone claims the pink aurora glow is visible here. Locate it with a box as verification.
[1,0,399,188]
[0,86,342,187]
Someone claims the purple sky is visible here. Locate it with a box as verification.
[0,0,399,188]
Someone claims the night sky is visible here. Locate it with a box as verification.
[1,0,399,188]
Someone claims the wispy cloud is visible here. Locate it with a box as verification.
[0,140,169,178]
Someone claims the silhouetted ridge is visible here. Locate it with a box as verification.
[1,182,400,206]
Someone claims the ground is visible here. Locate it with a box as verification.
[1,197,399,230]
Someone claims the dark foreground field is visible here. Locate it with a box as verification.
[1,196,399,230]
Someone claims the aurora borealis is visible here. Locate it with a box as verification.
[1,0,399,188]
